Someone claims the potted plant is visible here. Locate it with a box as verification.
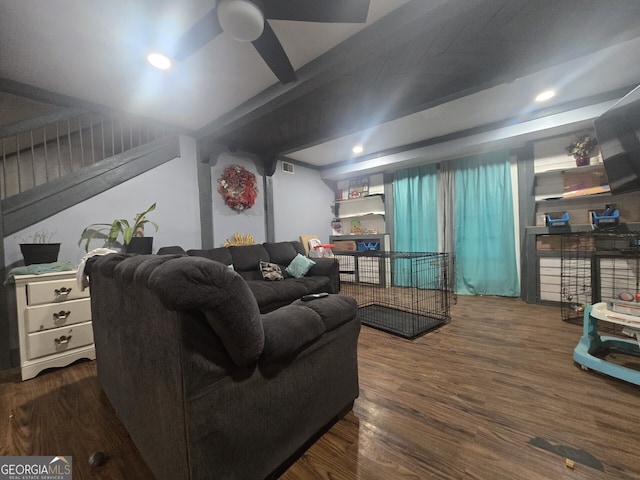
[80,203,158,254]
[565,134,598,166]
[19,229,60,265]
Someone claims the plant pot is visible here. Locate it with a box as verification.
[125,237,153,254]
[20,243,61,265]
[575,156,590,167]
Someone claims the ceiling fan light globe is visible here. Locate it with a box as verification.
[218,0,264,42]
[147,52,172,70]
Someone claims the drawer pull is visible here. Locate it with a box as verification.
[54,287,72,297]
[53,311,71,321]
[55,335,72,346]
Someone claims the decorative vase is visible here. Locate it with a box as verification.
[575,156,590,167]
[20,243,61,265]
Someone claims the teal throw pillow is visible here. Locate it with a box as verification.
[285,253,316,278]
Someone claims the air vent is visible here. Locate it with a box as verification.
[282,162,294,174]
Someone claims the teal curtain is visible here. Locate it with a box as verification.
[394,164,438,287]
[454,150,519,296]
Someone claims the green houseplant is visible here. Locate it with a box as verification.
[565,134,598,166]
[80,203,158,253]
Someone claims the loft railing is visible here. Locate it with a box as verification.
[0,109,170,200]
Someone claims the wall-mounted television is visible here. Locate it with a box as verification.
[593,84,640,194]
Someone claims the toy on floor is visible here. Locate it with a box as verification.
[574,302,640,386]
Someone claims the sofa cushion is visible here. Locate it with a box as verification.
[247,278,309,307]
[157,245,187,255]
[287,275,331,292]
[260,305,326,362]
[229,244,270,271]
[263,241,299,265]
[260,261,284,281]
[285,254,316,278]
[291,240,307,257]
[187,247,233,266]
[291,294,358,332]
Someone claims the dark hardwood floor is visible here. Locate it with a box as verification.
[2,296,640,479]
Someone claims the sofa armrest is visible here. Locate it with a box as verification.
[145,256,265,367]
[307,258,340,293]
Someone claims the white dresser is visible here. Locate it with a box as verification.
[14,270,95,380]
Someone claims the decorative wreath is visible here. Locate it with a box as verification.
[217,164,258,212]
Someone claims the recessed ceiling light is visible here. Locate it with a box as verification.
[535,89,556,102]
[352,144,364,154]
[147,52,172,70]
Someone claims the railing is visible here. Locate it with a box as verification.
[1,110,170,200]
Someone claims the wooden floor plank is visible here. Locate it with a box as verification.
[2,295,640,479]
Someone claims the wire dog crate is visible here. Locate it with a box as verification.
[337,251,451,339]
[561,230,640,333]
[560,233,595,324]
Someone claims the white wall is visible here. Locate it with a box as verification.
[4,135,201,268]
[534,134,583,173]
[211,152,265,247]
[272,161,335,243]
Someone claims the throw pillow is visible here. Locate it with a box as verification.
[260,260,284,281]
[285,253,316,278]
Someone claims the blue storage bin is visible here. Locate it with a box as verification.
[591,209,619,226]
[545,212,570,227]
[357,241,380,251]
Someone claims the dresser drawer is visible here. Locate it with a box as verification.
[25,298,92,333]
[27,321,94,360]
[26,278,89,306]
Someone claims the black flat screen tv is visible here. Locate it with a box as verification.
[593,84,640,194]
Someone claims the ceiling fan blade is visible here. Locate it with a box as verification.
[173,8,223,61]
[262,0,370,23]
[252,21,297,84]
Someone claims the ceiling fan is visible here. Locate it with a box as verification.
[173,0,371,84]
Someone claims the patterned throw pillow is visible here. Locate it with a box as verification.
[285,253,316,278]
[260,260,284,281]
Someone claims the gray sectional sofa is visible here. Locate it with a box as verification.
[162,240,340,313]
[86,252,360,480]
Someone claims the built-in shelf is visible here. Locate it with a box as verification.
[334,193,384,204]
[332,193,386,235]
[535,192,612,204]
[534,162,610,204]
[534,163,605,179]
[334,194,385,219]
[335,212,384,219]
[525,222,640,235]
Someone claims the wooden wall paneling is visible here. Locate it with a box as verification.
[197,156,213,250]
[516,143,536,303]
